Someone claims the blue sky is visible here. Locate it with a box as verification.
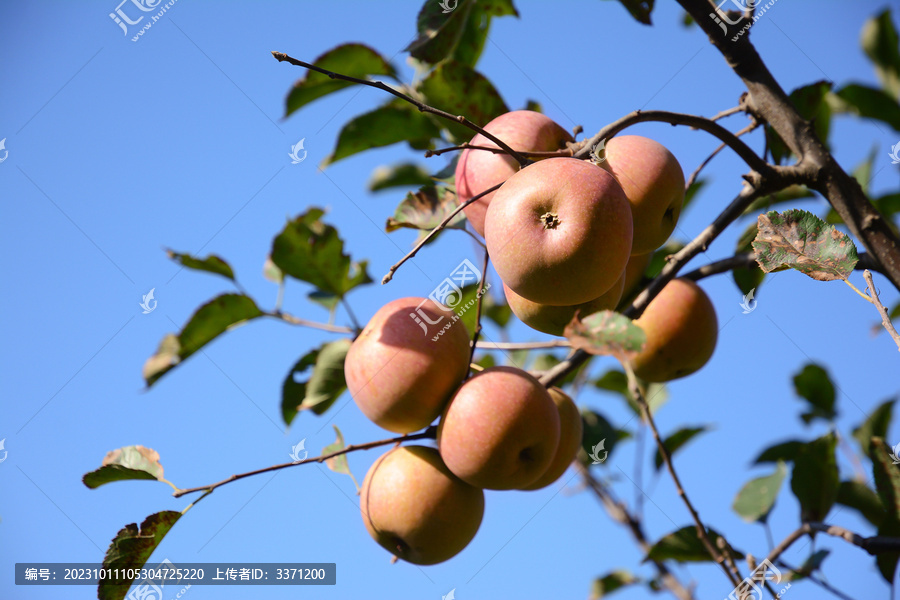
[2,1,899,599]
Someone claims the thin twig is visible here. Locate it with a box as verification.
[685,122,759,190]
[710,105,744,121]
[475,340,571,350]
[266,312,354,334]
[425,144,571,159]
[382,182,503,284]
[172,426,437,498]
[775,559,855,600]
[862,270,900,352]
[468,247,491,369]
[272,52,530,167]
[766,522,900,565]
[623,363,740,586]
[577,462,695,600]
[341,298,361,333]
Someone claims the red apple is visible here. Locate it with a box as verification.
[455,110,573,236]
[485,157,633,305]
[521,387,584,490]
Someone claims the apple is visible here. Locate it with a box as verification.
[600,135,685,255]
[521,387,584,490]
[455,110,574,236]
[631,278,718,382]
[503,271,625,336]
[485,157,633,305]
[437,366,560,490]
[360,445,484,565]
[345,297,470,433]
[617,252,652,309]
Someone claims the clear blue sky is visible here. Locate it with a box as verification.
[2,1,898,599]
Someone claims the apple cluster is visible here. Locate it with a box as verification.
[344,111,720,566]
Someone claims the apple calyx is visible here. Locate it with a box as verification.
[540,212,561,229]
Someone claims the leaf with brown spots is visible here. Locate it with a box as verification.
[83,446,166,489]
[564,310,646,362]
[385,184,466,244]
[752,209,858,281]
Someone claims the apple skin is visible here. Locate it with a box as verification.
[485,157,633,306]
[345,297,470,433]
[520,387,584,490]
[600,135,685,255]
[503,271,625,336]
[617,252,653,309]
[437,366,560,490]
[632,278,718,382]
[360,445,484,565]
[455,111,573,237]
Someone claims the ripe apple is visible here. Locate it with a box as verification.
[455,110,573,236]
[600,135,685,255]
[437,366,560,490]
[631,278,718,382]
[521,387,584,490]
[360,445,484,565]
[617,252,652,309]
[345,297,470,433]
[485,157,633,306]
[503,271,625,336]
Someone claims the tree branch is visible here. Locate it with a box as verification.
[265,311,354,334]
[172,426,436,498]
[862,269,900,352]
[680,252,883,282]
[475,340,572,350]
[425,144,571,159]
[271,51,530,167]
[675,0,900,292]
[766,522,900,565]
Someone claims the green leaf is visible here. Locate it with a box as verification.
[593,369,667,415]
[654,426,709,471]
[792,363,837,424]
[564,310,646,361]
[790,433,839,522]
[580,409,631,465]
[307,290,340,313]
[483,294,512,329]
[753,209,859,281]
[324,103,442,165]
[281,338,351,426]
[766,81,832,164]
[871,437,900,581]
[271,208,372,298]
[786,549,830,582]
[166,250,235,281]
[645,526,743,563]
[836,480,885,528]
[83,446,166,489]
[284,44,397,117]
[733,220,765,296]
[143,294,263,386]
[753,440,804,465]
[853,399,895,454]
[385,185,466,242]
[590,569,639,599]
[682,178,707,214]
[732,461,787,523]
[98,511,181,600]
[368,163,433,192]
[262,255,283,283]
[417,62,508,143]
[323,425,359,490]
[830,84,900,131]
[607,0,655,25]
[862,9,900,100]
